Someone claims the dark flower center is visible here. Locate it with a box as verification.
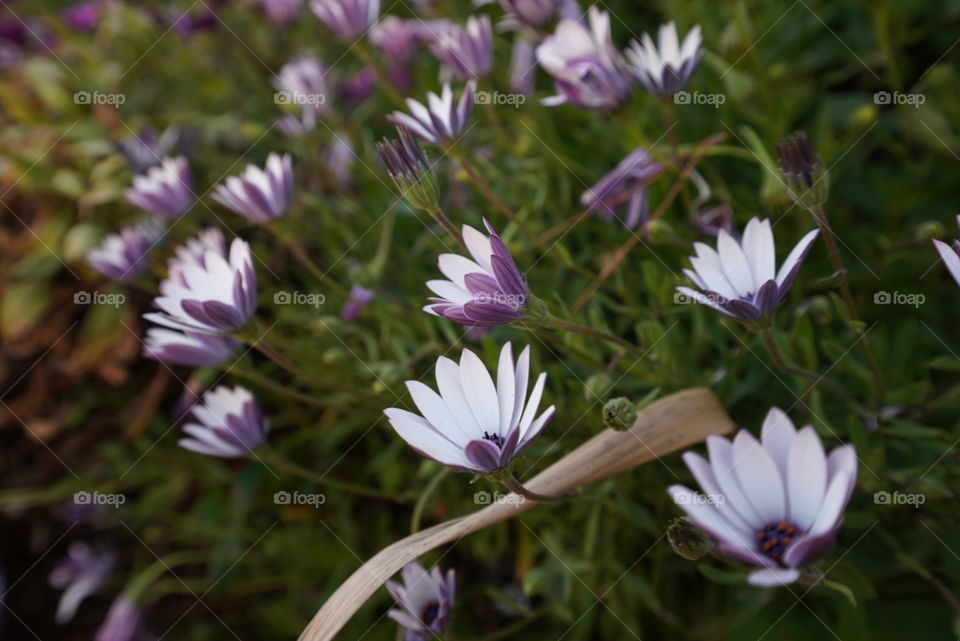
[421,602,440,626]
[482,431,504,448]
[756,521,798,561]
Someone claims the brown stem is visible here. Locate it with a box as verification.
[428,206,465,246]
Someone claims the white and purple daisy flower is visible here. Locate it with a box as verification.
[932,215,960,286]
[625,21,703,98]
[143,328,241,368]
[429,15,493,80]
[178,385,268,458]
[425,220,527,327]
[274,55,329,117]
[498,0,557,30]
[384,342,555,474]
[212,153,294,224]
[86,219,164,282]
[536,7,634,111]
[669,407,857,587]
[387,81,477,146]
[386,562,455,641]
[49,543,115,625]
[677,217,819,321]
[144,228,256,334]
[309,0,380,40]
[125,156,194,219]
[581,147,665,230]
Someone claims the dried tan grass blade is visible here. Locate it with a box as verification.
[299,387,733,641]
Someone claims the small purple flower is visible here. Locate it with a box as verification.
[498,0,557,30]
[309,0,380,40]
[370,16,422,60]
[536,7,634,111]
[87,219,164,282]
[212,153,294,223]
[144,229,256,334]
[49,543,115,625]
[179,385,268,458]
[425,220,528,327]
[342,285,375,322]
[677,217,819,321]
[339,66,377,106]
[94,596,143,641]
[625,21,703,98]
[62,1,104,31]
[429,15,493,80]
[669,407,857,587]
[386,562,456,641]
[387,80,476,145]
[125,156,194,220]
[933,215,960,287]
[273,55,329,118]
[385,342,554,474]
[260,0,302,24]
[580,147,665,230]
[143,328,241,368]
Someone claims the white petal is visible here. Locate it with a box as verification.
[495,343,516,435]
[742,218,775,284]
[760,407,796,475]
[707,435,763,526]
[747,567,800,587]
[384,408,469,467]
[459,348,501,434]
[775,229,819,286]
[717,229,755,295]
[787,426,827,530]
[732,430,786,523]
[406,381,473,446]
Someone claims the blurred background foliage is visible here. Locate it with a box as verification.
[3,0,960,639]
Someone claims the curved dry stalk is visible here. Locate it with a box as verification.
[297,387,734,641]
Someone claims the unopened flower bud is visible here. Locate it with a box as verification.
[584,373,612,402]
[377,127,439,211]
[603,397,637,431]
[667,518,711,561]
[776,132,829,209]
[915,220,945,241]
[646,219,674,244]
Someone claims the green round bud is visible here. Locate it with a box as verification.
[915,220,946,241]
[603,397,637,431]
[584,373,613,402]
[667,518,711,561]
[646,219,674,244]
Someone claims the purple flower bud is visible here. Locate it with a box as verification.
[62,1,104,31]
[87,219,165,282]
[341,285,375,322]
[580,147,664,230]
[125,156,194,220]
[178,385,269,458]
[212,153,294,223]
[338,66,377,106]
[536,7,634,111]
[429,15,493,80]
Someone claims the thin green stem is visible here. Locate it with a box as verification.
[537,316,644,358]
[428,206,465,246]
[256,449,410,503]
[760,331,847,399]
[450,152,538,245]
[410,467,452,533]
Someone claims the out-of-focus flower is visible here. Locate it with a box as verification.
[510,37,536,95]
[62,1,105,31]
[143,328,241,368]
[677,218,819,321]
[50,543,115,625]
[87,219,164,282]
[115,127,187,174]
[386,562,456,641]
[94,596,143,641]
[260,0,302,24]
[695,204,735,238]
[499,0,557,30]
[339,66,377,106]
[144,229,256,334]
[370,16,422,60]
[212,153,294,223]
[669,407,857,587]
[425,220,527,327]
[932,215,960,287]
[387,80,477,145]
[178,385,268,458]
[536,7,634,110]
[776,132,830,209]
[342,285,376,322]
[580,147,665,230]
[274,55,329,117]
[384,342,555,473]
[377,127,438,211]
[310,0,380,40]
[125,156,194,220]
[429,15,493,80]
[625,21,702,97]
[322,136,356,189]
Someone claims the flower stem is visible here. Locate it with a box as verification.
[428,206,465,247]
[810,205,884,403]
[269,226,347,296]
[499,473,580,503]
[410,467,452,533]
[759,331,847,399]
[256,449,410,503]
[539,316,644,357]
[451,153,538,245]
